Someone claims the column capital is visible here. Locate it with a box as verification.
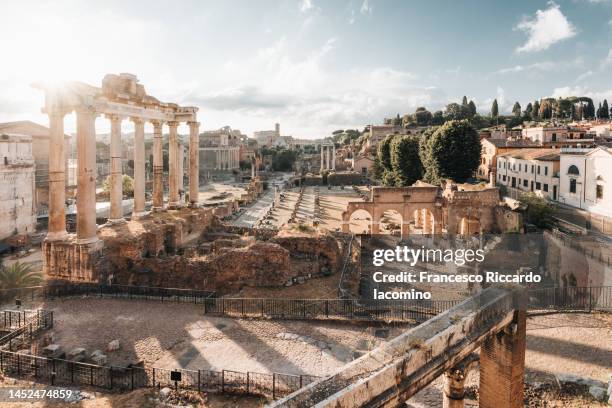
[149,119,165,127]
[130,116,145,125]
[167,120,180,128]
[105,114,124,122]
[187,121,200,127]
[74,105,98,117]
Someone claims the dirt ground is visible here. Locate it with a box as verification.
[26,298,408,376]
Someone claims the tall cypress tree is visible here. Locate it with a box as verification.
[532,100,540,120]
[462,96,468,106]
[512,102,521,117]
[491,99,499,118]
[602,99,610,119]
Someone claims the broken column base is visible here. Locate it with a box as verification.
[43,234,104,282]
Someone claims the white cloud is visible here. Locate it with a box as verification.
[515,2,576,53]
[480,86,507,114]
[576,70,594,82]
[601,49,612,69]
[299,0,314,12]
[551,85,612,102]
[608,19,612,27]
[493,57,583,75]
[360,0,372,15]
[189,38,444,137]
[349,9,355,24]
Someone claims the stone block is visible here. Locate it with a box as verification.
[107,339,120,352]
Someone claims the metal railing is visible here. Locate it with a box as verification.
[0,350,318,398]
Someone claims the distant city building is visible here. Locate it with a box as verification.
[199,126,242,171]
[558,146,612,218]
[521,125,588,144]
[0,121,71,216]
[478,138,541,181]
[496,148,561,200]
[353,155,375,176]
[0,134,36,239]
[254,123,281,147]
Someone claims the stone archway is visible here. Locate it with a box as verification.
[459,216,481,235]
[346,209,374,235]
[409,207,440,235]
[379,209,403,237]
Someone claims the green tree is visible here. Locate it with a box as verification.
[413,107,433,126]
[491,99,499,118]
[271,148,297,171]
[420,120,480,184]
[532,100,540,121]
[512,102,521,117]
[519,193,553,228]
[377,135,395,172]
[444,103,470,121]
[462,96,468,106]
[0,262,43,290]
[102,174,134,196]
[390,135,423,186]
[432,110,445,125]
[467,100,477,117]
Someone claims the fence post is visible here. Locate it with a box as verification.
[325,300,329,318]
[90,366,94,386]
[273,373,276,399]
[300,375,303,388]
[589,286,593,312]
[17,353,20,376]
[221,370,225,393]
[241,298,245,317]
[34,357,38,378]
[131,368,134,390]
[261,299,264,317]
[153,368,156,388]
[51,359,55,386]
[109,367,113,390]
[198,370,201,393]
[71,361,74,383]
[246,372,250,394]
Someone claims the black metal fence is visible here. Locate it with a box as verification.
[0,310,53,351]
[527,286,612,312]
[0,350,318,398]
[203,297,460,323]
[0,284,216,307]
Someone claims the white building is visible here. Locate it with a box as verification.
[558,146,612,218]
[0,134,36,240]
[521,126,587,144]
[496,148,560,200]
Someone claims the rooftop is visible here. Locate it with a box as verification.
[497,148,561,161]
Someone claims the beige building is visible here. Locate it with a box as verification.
[496,148,560,200]
[0,121,71,215]
[353,155,375,176]
[0,134,36,240]
[521,125,588,144]
[477,139,540,181]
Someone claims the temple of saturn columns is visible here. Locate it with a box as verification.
[320,143,336,172]
[35,73,201,279]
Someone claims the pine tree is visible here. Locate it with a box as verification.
[602,99,610,119]
[462,96,468,106]
[532,100,540,120]
[512,102,521,117]
[491,99,499,118]
[468,100,477,117]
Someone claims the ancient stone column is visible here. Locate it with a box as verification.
[326,146,331,170]
[75,107,98,244]
[251,158,256,178]
[107,114,124,223]
[46,110,67,241]
[320,146,324,171]
[167,121,180,208]
[479,305,527,408]
[332,145,336,171]
[188,121,200,206]
[132,117,146,219]
[151,120,164,211]
[443,369,467,408]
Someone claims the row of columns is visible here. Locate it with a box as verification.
[319,145,335,171]
[214,148,239,170]
[46,109,200,244]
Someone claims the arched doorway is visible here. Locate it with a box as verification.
[459,216,481,235]
[348,209,373,235]
[411,208,437,235]
[379,209,402,237]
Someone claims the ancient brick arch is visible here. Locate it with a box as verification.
[342,183,508,236]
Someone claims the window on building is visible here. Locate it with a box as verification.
[537,166,541,175]
[570,178,577,194]
[523,179,528,187]
[502,175,506,182]
[568,165,580,176]
[531,165,534,174]
[544,166,548,176]
[543,184,548,192]
[536,182,541,190]
[596,184,603,199]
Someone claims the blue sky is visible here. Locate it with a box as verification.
[1,0,611,138]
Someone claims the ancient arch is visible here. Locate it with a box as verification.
[347,208,374,235]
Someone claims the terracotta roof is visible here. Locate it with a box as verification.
[483,139,540,148]
[497,148,560,161]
